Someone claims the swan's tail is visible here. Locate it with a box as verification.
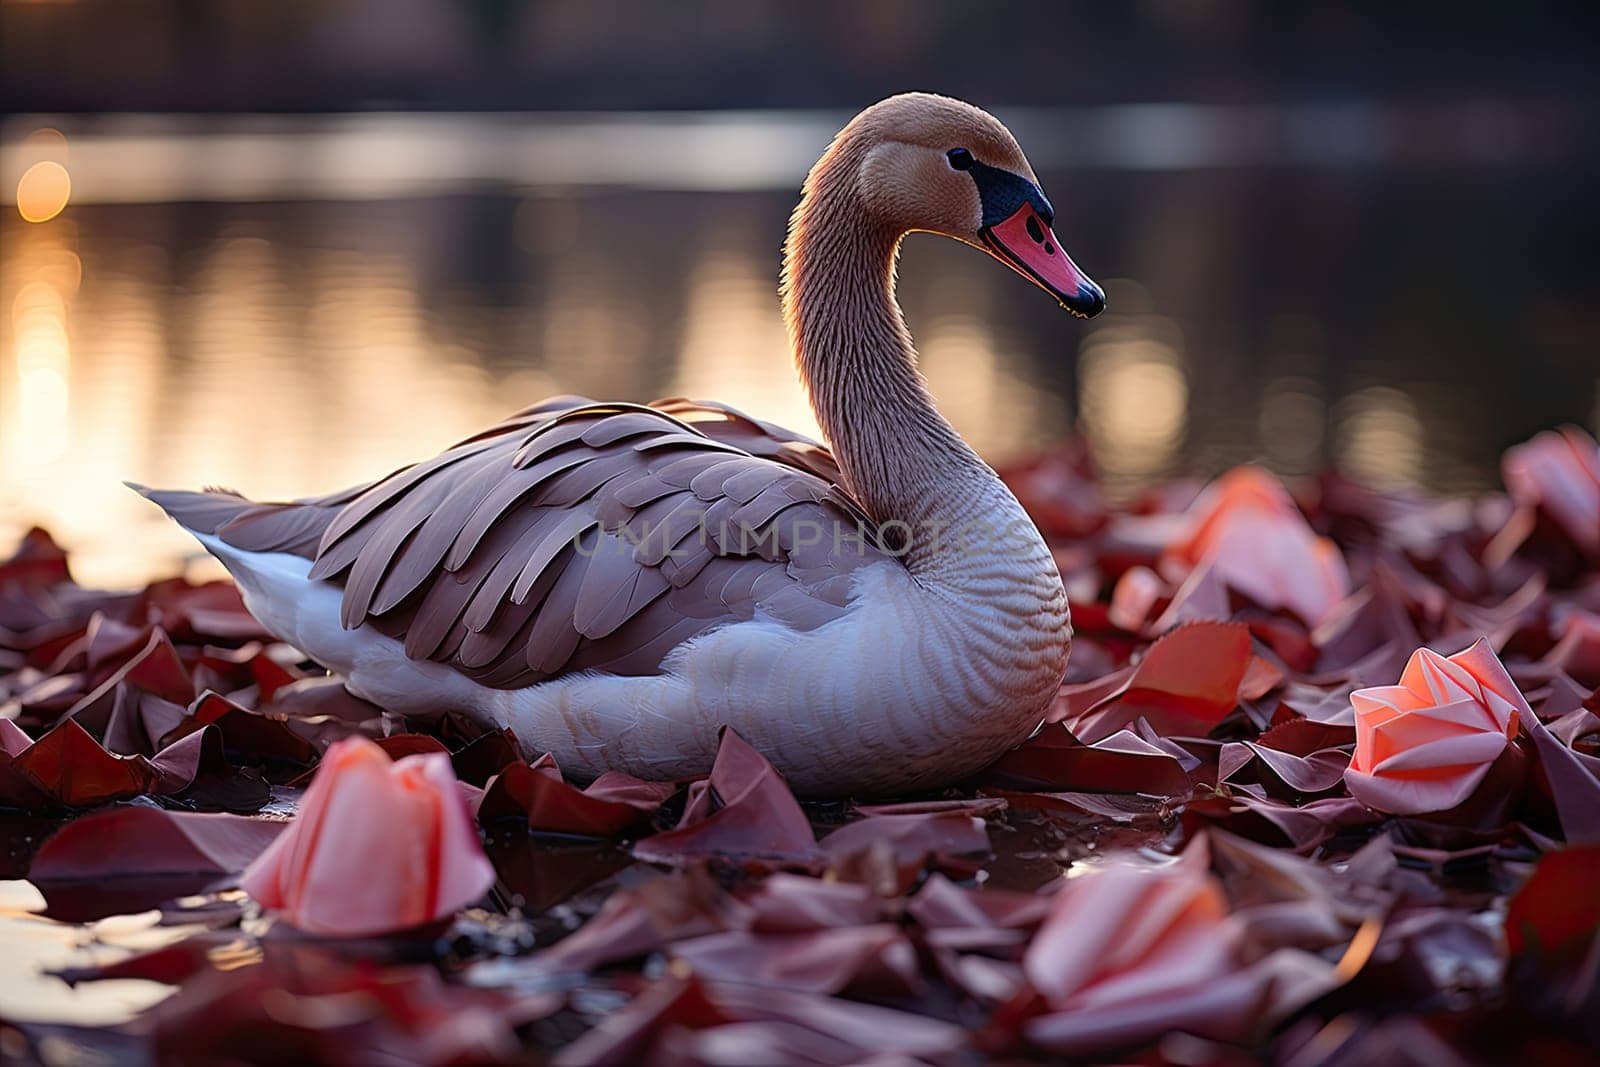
[127,481,352,561]
[128,482,366,664]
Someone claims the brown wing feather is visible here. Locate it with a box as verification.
[650,397,844,484]
[147,399,889,689]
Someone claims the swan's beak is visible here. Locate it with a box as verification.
[979,203,1105,318]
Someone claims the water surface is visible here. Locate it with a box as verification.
[2,111,1595,586]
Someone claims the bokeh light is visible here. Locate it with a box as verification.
[1077,282,1189,489]
[17,160,72,223]
[1334,385,1424,489]
[1258,377,1327,473]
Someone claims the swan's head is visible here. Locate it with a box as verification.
[836,92,1104,318]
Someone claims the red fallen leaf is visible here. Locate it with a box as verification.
[0,717,32,754]
[1256,716,1356,754]
[907,872,1052,950]
[1,713,234,810]
[0,720,54,808]
[1521,711,1600,844]
[554,974,967,1067]
[1183,793,1377,853]
[193,641,302,701]
[1548,707,1600,757]
[1542,609,1600,687]
[143,725,234,794]
[373,733,452,761]
[981,724,1190,796]
[1308,579,1423,688]
[999,441,1107,540]
[1021,961,1232,1054]
[1244,611,1318,673]
[1505,843,1600,961]
[104,626,193,704]
[1218,740,1350,797]
[742,873,882,933]
[909,875,1052,1005]
[937,949,1031,1006]
[1,718,151,807]
[1204,830,1357,950]
[255,675,397,745]
[477,753,675,837]
[448,727,525,786]
[1153,559,1235,632]
[552,974,736,1066]
[3,669,84,726]
[993,789,1169,822]
[81,612,148,675]
[1240,652,1287,700]
[1278,681,1359,725]
[29,807,286,880]
[1046,665,1134,723]
[1449,571,1550,655]
[533,868,732,975]
[632,727,822,867]
[853,797,1008,818]
[65,627,196,756]
[1109,564,1168,632]
[147,944,547,1067]
[135,576,274,643]
[1055,621,1253,742]
[821,809,990,889]
[484,836,634,915]
[177,691,320,770]
[1161,467,1352,628]
[670,923,924,996]
[1060,597,1114,639]
[258,674,385,723]
[0,527,72,593]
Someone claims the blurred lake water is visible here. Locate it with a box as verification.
[2,109,1597,586]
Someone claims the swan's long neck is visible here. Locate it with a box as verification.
[778,132,1072,755]
[783,151,1009,578]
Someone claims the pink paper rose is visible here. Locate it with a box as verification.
[241,736,496,936]
[1162,466,1349,626]
[1343,637,1526,815]
[1503,425,1600,554]
[1023,843,1253,1054]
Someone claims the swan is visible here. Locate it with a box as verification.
[136,93,1104,796]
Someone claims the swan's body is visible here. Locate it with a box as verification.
[139,93,1103,795]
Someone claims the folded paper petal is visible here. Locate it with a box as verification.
[1502,426,1600,553]
[476,753,674,836]
[1162,466,1351,626]
[1054,621,1252,742]
[1024,840,1239,1017]
[31,807,286,880]
[240,735,495,936]
[632,728,822,867]
[1343,638,1525,815]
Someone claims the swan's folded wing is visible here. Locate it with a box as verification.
[649,397,844,485]
[195,402,889,688]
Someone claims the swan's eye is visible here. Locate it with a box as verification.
[946,148,975,171]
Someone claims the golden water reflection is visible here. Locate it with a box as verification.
[1258,377,1327,474]
[1,172,1591,586]
[1076,283,1189,489]
[0,881,191,1027]
[0,199,1113,587]
[1334,385,1425,490]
